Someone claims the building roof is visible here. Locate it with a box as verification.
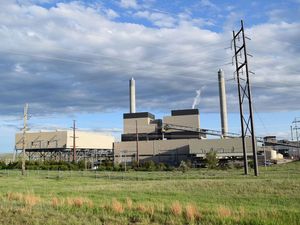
[123,112,155,119]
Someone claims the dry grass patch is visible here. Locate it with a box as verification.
[111,198,124,213]
[185,203,201,222]
[136,203,147,213]
[170,201,182,216]
[7,192,23,201]
[51,197,60,207]
[147,204,155,217]
[126,197,133,209]
[218,205,232,218]
[239,206,245,218]
[135,203,155,217]
[156,203,165,213]
[23,194,41,207]
[65,197,93,208]
[6,192,40,207]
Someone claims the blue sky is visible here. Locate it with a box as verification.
[0,0,300,153]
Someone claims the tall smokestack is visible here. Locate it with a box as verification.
[218,69,228,138]
[129,77,136,113]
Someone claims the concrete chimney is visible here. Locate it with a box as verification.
[129,77,136,113]
[218,69,228,138]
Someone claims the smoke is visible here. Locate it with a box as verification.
[192,86,205,109]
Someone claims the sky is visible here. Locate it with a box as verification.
[0,0,299,153]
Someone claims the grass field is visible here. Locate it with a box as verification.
[0,162,299,225]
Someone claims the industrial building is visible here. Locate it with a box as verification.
[262,136,300,159]
[15,130,115,162]
[114,72,255,166]
[14,70,260,166]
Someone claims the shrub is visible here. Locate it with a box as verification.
[165,164,175,171]
[0,160,6,169]
[179,161,189,173]
[143,160,156,171]
[156,162,167,171]
[206,151,219,169]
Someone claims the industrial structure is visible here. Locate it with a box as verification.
[15,130,114,162]
[218,69,228,138]
[262,136,300,160]
[114,72,255,166]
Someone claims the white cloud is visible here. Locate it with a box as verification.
[0,1,298,118]
[134,10,176,27]
[199,0,219,11]
[119,0,139,9]
[105,8,119,19]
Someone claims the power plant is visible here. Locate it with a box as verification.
[113,71,254,166]
[14,69,299,167]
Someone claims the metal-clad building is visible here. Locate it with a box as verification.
[15,130,115,162]
[114,109,254,165]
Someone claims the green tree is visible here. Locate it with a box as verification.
[179,160,189,173]
[206,151,218,169]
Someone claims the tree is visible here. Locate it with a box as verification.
[179,160,189,173]
[206,151,218,169]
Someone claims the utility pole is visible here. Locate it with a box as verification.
[232,20,259,176]
[135,120,139,166]
[22,103,28,176]
[70,120,78,162]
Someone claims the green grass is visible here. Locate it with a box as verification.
[0,162,300,224]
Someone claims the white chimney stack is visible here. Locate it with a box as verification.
[129,77,136,113]
[218,69,228,138]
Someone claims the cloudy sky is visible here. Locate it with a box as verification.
[0,0,299,152]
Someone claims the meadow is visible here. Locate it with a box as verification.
[0,162,299,225]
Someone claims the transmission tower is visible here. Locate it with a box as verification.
[232,20,259,176]
[21,103,28,176]
[292,118,300,146]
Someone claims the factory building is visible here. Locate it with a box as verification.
[262,136,300,159]
[15,130,115,162]
[114,73,255,166]
[114,111,253,165]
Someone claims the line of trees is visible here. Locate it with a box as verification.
[0,160,91,171]
[0,151,246,171]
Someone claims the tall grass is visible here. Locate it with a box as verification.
[111,198,124,213]
[170,201,182,216]
[185,203,200,222]
[6,192,40,207]
[0,161,299,224]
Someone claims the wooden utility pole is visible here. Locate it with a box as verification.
[72,120,77,162]
[22,103,28,176]
[135,120,139,166]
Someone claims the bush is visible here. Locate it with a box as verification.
[0,161,6,169]
[156,162,167,171]
[179,161,189,173]
[206,151,218,169]
[142,160,156,171]
[165,164,175,171]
